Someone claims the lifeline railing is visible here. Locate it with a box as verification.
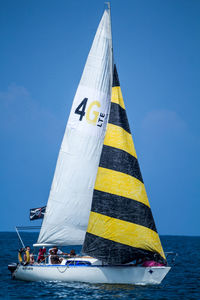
[18,253,84,266]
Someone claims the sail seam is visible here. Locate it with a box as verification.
[104,124,137,158]
[99,145,143,183]
[94,167,150,207]
[91,189,157,232]
[83,232,166,264]
[111,87,125,109]
[108,102,131,133]
[86,212,165,259]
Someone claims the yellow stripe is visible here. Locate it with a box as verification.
[18,252,23,263]
[111,86,125,109]
[95,167,150,207]
[104,124,137,158]
[87,211,166,260]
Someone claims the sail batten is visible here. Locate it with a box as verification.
[83,65,166,264]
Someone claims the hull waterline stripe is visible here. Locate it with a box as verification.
[108,102,131,134]
[83,232,166,264]
[99,145,143,183]
[91,190,156,232]
[95,167,150,207]
[103,124,137,158]
[87,212,165,260]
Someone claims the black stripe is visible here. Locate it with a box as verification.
[112,64,120,87]
[91,190,156,232]
[109,102,131,134]
[99,145,143,183]
[82,233,165,265]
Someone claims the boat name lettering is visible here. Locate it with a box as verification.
[22,267,33,271]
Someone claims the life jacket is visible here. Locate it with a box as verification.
[24,250,30,264]
[18,251,23,263]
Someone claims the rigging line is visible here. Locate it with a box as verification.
[15,227,25,248]
[57,266,68,273]
[16,226,41,230]
[105,2,111,10]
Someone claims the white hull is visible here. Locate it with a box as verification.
[13,264,170,285]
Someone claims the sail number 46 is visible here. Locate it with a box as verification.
[75,98,105,127]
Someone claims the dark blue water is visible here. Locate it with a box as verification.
[1,233,200,299]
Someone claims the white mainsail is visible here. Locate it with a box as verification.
[35,9,112,246]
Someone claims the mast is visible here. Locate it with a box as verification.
[106,2,113,95]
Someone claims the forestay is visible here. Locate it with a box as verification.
[35,9,112,246]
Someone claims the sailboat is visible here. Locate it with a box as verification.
[9,5,171,284]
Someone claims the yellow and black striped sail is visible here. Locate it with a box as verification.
[82,65,166,264]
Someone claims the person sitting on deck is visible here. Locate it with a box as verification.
[37,247,46,263]
[142,253,167,267]
[69,249,77,257]
[48,246,68,264]
[23,246,34,265]
[49,248,60,264]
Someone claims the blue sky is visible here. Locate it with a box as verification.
[0,0,199,235]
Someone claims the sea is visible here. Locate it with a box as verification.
[1,232,199,299]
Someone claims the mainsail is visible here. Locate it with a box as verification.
[35,9,113,246]
[82,65,166,264]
